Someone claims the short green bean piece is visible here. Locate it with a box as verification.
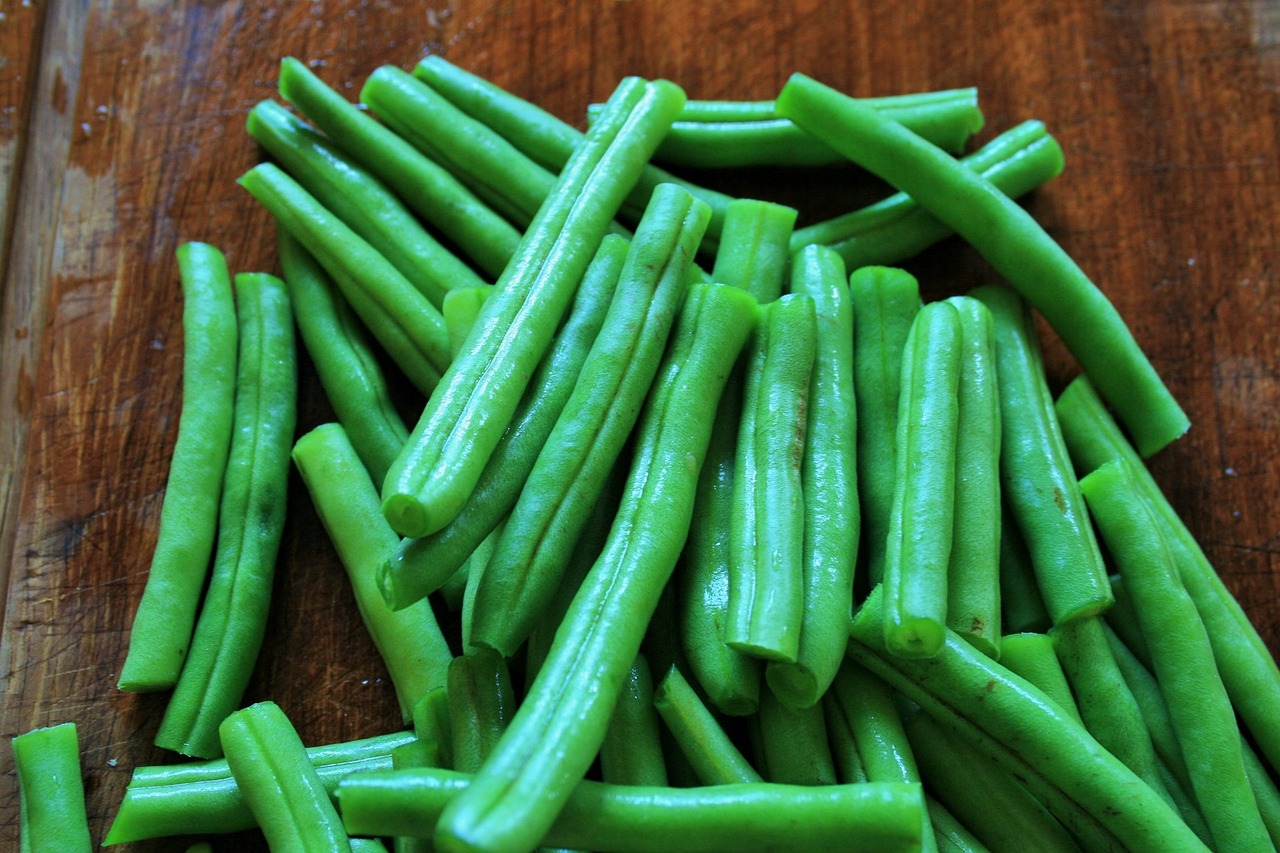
[883,300,962,658]
[103,730,416,845]
[382,76,686,540]
[155,272,297,759]
[469,184,709,656]
[219,701,351,853]
[727,293,818,663]
[119,242,237,692]
[340,769,926,853]
[1079,459,1270,852]
[766,245,858,708]
[709,197,797,296]
[653,664,763,785]
[828,658,919,786]
[943,295,1002,657]
[849,266,921,589]
[776,72,1188,458]
[447,649,517,774]
[12,722,92,853]
[278,57,520,279]
[971,284,1112,627]
[432,282,757,853]
[755,688,838,786]
[247,98,486,308]
[600,654,668,787]
[278,232,408,485]
[381,235,625,611]
[292,423,452,722]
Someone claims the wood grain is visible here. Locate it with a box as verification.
[2,1,1279,850]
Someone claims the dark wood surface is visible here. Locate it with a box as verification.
[3,1,1279,849]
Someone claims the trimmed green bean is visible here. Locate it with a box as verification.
[446,649,516,774]
[653,664,762,785]
[765,245,858,708]
[411,687,453,770]
[340,769,926,853]
[278,232,408,485]
[776,72,1188,458]
[849,266,921,589]
[155,272,297,759]
[821,688,869,784]
[600,654,668,787]
[970,284,1112,626]
[381,235,624,611]
[708,197,797,296]
[828,658,919,786]
[432,282,757,853]
[755,687,838,785]
[443,285,493,359]
[119,242,237,692]
[996,632,1081,726]
[247,98,486,308]
[1079,459,1270,852]
[469,184,709,656]
[278,57,519,279]
[382,76,686,540]
[218,701,351,853]
[883,300,962,658]
[12,722,91,852]
[291,423,452,722]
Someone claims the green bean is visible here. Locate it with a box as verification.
[412,687,453,771]
[469,184,709,656]
[765,245,858,707]
[219,701,352,853]
[883,300,962,658]
[997,504,1051,634]
[155,272,297,759]
[638,86,978,128]
[653,664,763,785]
[1078,459,1270,851]
[432,282,757,853]
[381,76,686,540]
[239,163,447,395]
[1243,740,1280,848]
[600,654,668,787]
[381,236,625,611]
[708,197,797,296]
[446,649,516,774]
[927,796,992,853]
[996,632,1081,726]
[278,57,519,279]
[247,98,487,308]
[821,688,869,784]
[847,584,1208,853]
[828,658,919,786]
[340,768,926,853]
[12,722,91,852]
[1055,373,1280,772]
[278,233,408,485]
[790,121,1063,267]
[943,295,1002,657]
[848,266,921,589]
[755,687,838,785]
[776,72,1188,458]
[291,422,452,723]
[970,284,1112,626]
[119,243,237,692]
[443,285,493,359]
[104,730,415,845]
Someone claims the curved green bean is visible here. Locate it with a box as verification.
[12,722,91,852]
[119,242,237,692]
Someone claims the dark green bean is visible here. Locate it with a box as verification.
[600,654,668,787]
[997,504,1051,634]
[446,649,516,774]
[927,796,993,853]
[653,664,762,785]
[755,687,838,785]
[821,688,869,784]
[12,722,91,852]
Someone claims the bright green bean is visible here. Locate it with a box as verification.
[970,284,1112,626]
[432,282,757,853]
[278,57,519,279]
[119,242,237,692]
[653,664,762,785]
[469,184,709,656]
[155,273,297,759]
[340,769,926,853]
[382,76,686,540]
[996,632,1082,726]
[708,197,797,296]
[446,649,516,774]
[12,722,91,852]
[776,72,1188,458]
[828,658,919,786]
[600,654,668,787]
[821,688,869,784]
[278,232,408,485]
[755,687,838,786]
[443,285,493,359]
[411,687,453,770]
[291,422,452,723]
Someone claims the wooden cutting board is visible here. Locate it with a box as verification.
[3,1,1280,850]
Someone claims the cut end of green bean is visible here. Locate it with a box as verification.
[885,617,947,659]
[381,493,433,541]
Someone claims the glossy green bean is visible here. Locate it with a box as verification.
[755,687,838,785]
[442,285,493,358]
[600,654,668,787]
[653,664,762,785]
[469,184,708,656]
[155,273,297,759]
[381,76,685,540]
[821,688,869,784]
[340,769,926,853]
[278,232,408,485]
[995,632,1081,726]
[708,198,797,296]
[411,687,453,770]
[381,235,624,610]
[927,796,992,853]
[432,282,757,853]
[970,284,1112,626]
[291,423,452,722]
[777,72,1188,458]
[447,649,516,774]
[828,658,919,786]
[247,98,486,307]
[12,722,91,853]
[119,242,237,692]
[278,57,519,279]
[765,245,858,708]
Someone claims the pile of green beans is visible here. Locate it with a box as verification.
[21,52,1275,853]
